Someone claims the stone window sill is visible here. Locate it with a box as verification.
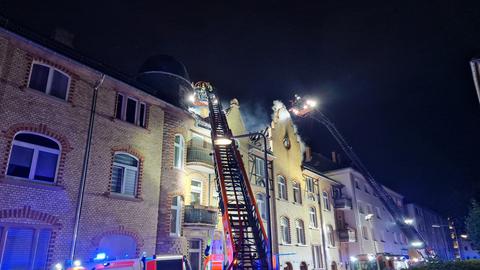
[0,176,64,191]
[104,192,143,202]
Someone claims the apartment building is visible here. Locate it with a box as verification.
[405,203,453,260]
[325,167,409,267]
[0,25,175,268]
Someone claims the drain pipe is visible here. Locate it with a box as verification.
[70,73,105,261]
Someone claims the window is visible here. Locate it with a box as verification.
[28,62,70,100]
[322,191,331,211]
[190,180,202,205]
[111,153,139,196]
[280,217,291,244]
[364,185,370,194]
[212,190,219,207]
[278,176,287,200]
[393,232,398,244]
[309,207,318,228]
[312,245,324,269]
[366,204,373,215]
[174,135,184,169]
[254,157,266,187]
[293,182,302,204]
[375,207,381,219]
[170,196,182,236]
[256,193,267,220]
[306,176,314,193]
[7,133,60,183]
[362,226,369,240]
[296,219,306,245]
[358,202,365,214]
[371,228,377,241]
[381,230,385,242]
[115,93,147,127]
[189,240,202,270]
[0,226,52,269]
[355,180,360,189]
[327,225,335,247]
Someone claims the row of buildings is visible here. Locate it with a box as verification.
[0,22,458,270]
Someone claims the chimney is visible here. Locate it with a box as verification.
[52,28,74,48]
[305,146,312,162]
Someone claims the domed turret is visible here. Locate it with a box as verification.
[136,55,192,106]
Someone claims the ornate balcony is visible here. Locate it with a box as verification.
[334,197,353,210]
[183,205,218,226]
[338,227,356,243]
[186,140,214,171]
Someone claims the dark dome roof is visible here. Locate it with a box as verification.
[138,54,190,80]
[136,55,192,107]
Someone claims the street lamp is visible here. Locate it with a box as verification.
[213,131,274,270]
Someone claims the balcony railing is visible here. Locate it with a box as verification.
[186,141,213,166]
[184,205,218,226]
[338,228,356,243]
[334,197,353,210]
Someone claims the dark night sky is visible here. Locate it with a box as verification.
[2,1,480,219]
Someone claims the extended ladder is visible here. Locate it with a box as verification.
[206,89,269,270]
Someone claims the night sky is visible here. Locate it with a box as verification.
[2,1,480,219]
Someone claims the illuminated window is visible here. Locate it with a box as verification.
[115,93,147,127]
[256,193,267,220]
[170,196,182,236]
[7,133,60,183]
[174,135,184,169]
[296,219,306,245]
[254,157,266,187]
[293,182,302,204]
[280,217,291,244]
[309,207,318,228]
[28,62,70,100]
[111,153,139,196]
[278,176,287,200]
[0,226,51,269]
[322,191,331,211]
[327,225,335,247]
[190,180,202,205]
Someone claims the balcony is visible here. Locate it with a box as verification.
[338,227,356,243]
[186,141,214,171]
[334,197,353,210]
[184,205,218,226]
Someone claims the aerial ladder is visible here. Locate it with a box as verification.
[289,95,425,256]
[194,82,270,270]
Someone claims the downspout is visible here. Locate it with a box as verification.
[469,60,480,105]
[317,177,330,270]
[70,74,105,261]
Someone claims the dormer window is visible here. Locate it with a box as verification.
[28,62,70,100]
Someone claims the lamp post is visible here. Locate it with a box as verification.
[365,214,380,270]
[214,131,274,270]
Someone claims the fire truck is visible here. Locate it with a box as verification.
[63,255,191,270]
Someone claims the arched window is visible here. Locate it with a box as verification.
[309,207,318,228]
[327,225,335,247]
[170,196,182,236]
[280,217,291,244]
[28,62,70,100]
[111,153,139,196]
[293,182,302,204]
[296,219,306,245]
[322,191,331,211]
[7,133,60,183]
[98,234,137,259]
[256,193,267,220]
[174,135,184,169]
[278,176,287,200]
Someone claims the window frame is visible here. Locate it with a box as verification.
[322,191,331,211]
[277,175,287,200]
[280,217,291,244]
[188,239,202,270]
[256,193,267,220]
[28,62,71,100]
[115,93,147,127]
[190,179,203,205]
[254,156,266,187]
[170,196,182,236]
[305,176,314,193]
[326,225,335,247]
[295,219,306,245]
[309,207,318,228]
[174,134,185,169]
[6,132,61,183]
[292,181,302,204]
[111,152,139,197]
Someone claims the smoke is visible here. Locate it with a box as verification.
[240,101,270,132]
